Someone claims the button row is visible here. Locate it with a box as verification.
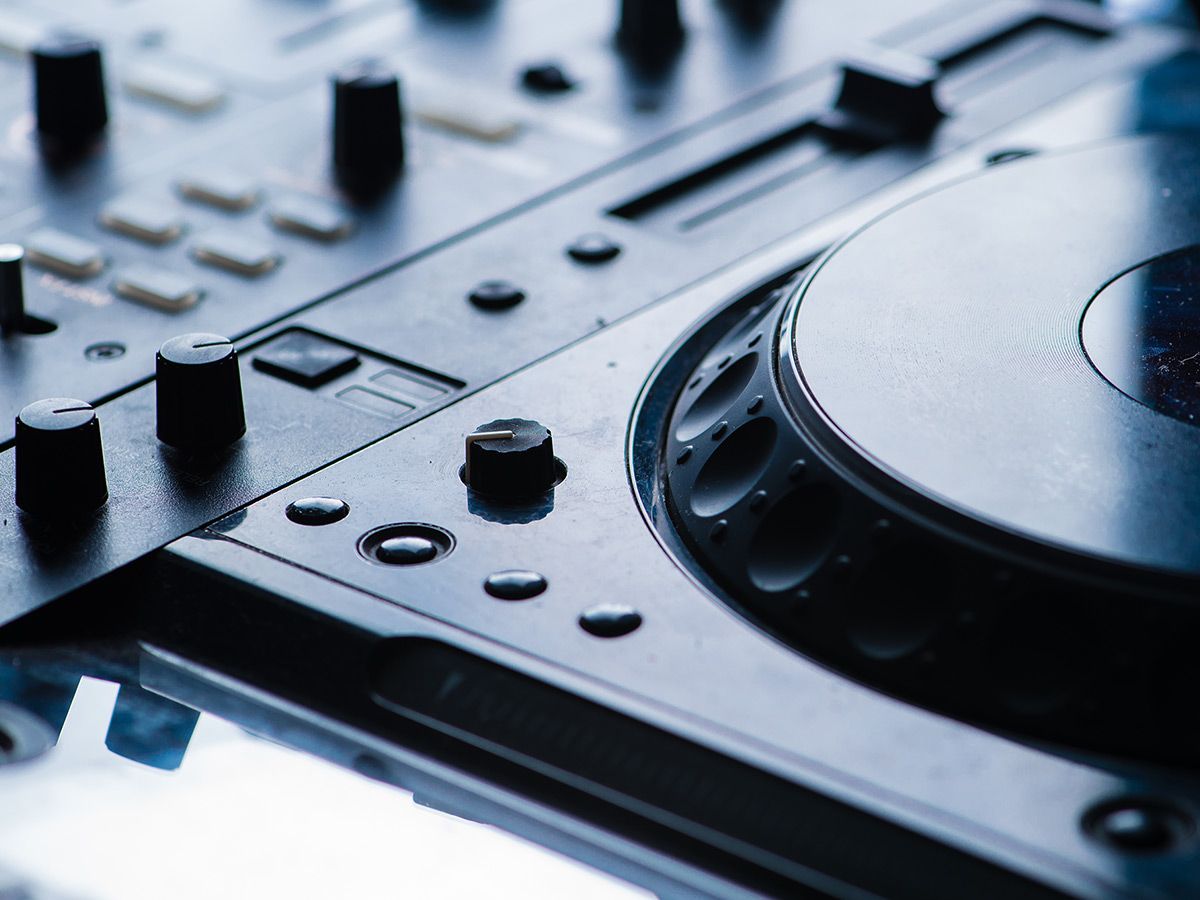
[98,186,352,247]
[26,226,280,281]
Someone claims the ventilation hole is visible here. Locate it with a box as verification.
[845,544,949,661]
[746,484,839,592]
[986,591,1097,716]
[675,353,757,442]
[691,417,777,517]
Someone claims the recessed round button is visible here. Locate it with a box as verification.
[360,523,454,566]
[468,280,525,311]
[579,603,643,638]
[485,570,548,600]
[377,535,438,565]
[286,497,350,526]
[567,234,621,265]
[1086,799,1195,853]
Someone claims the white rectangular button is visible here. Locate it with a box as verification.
[114,265,204,311]
[25,227,106,278]
[125,61,225,113]
[192,231,280,277]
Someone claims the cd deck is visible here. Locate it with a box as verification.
[0,1,1199,897]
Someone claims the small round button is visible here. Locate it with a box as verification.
[468,280,525,311]
[286,497,350,526]
[360,523,454,566]
[485,570,548,601]
[15,398,108,518]
[521,63,575,94]
[377,535,438,565]
[567,234,621,265]
[579,603,643,638]
[1086,799,1195,854]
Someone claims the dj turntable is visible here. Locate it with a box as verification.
[1,0,1200,897]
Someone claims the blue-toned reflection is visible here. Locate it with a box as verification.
[0,655,198,770]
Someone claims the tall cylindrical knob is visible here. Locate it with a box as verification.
[156,333,246,452]
[332,61,405,197]
[15,398,108,518]
[464,418,559,499]
[617,0,685,61]
[32,34,109,153]
[0,244,25,336]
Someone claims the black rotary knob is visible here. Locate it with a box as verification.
[464,418,559,499]
[15,398,108,518]
[332,60,405,197]
[32,34,109,154]
[617,0,685,62]
[156,333,246,452]
[0,244,25,336]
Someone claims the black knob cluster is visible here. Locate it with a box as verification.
[464,418,560,499]
[13,333,247,518]
[332,60,406,197]
[31,33,109,156]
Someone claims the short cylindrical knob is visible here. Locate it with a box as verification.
[465,418,558,499]
[32,34,109,153]
[0,244,25,336]
[156,333,246,452]
[332,61,405,197]
[15,398,108,518]
[617,0,685,61]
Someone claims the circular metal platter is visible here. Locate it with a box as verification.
[787,134,1200,582]
[641,136,1200,766]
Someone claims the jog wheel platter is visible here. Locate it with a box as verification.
[643,135,1200,767]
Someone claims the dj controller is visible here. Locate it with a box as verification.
[1,0,1200,896]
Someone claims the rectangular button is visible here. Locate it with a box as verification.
[124,61,225,113]
[335,386,414,419]
[416,105,523,143]
[177,168,259,210]
[370,369,449,402]
[268,195,353,242]
[25,227,106,278]
[252,331,361,388]
[113,265,204,311]
[99,197,185,245]
[192,231,280,277]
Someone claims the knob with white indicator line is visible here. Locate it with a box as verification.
[15,399,108,518]
[156,333,246,453]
